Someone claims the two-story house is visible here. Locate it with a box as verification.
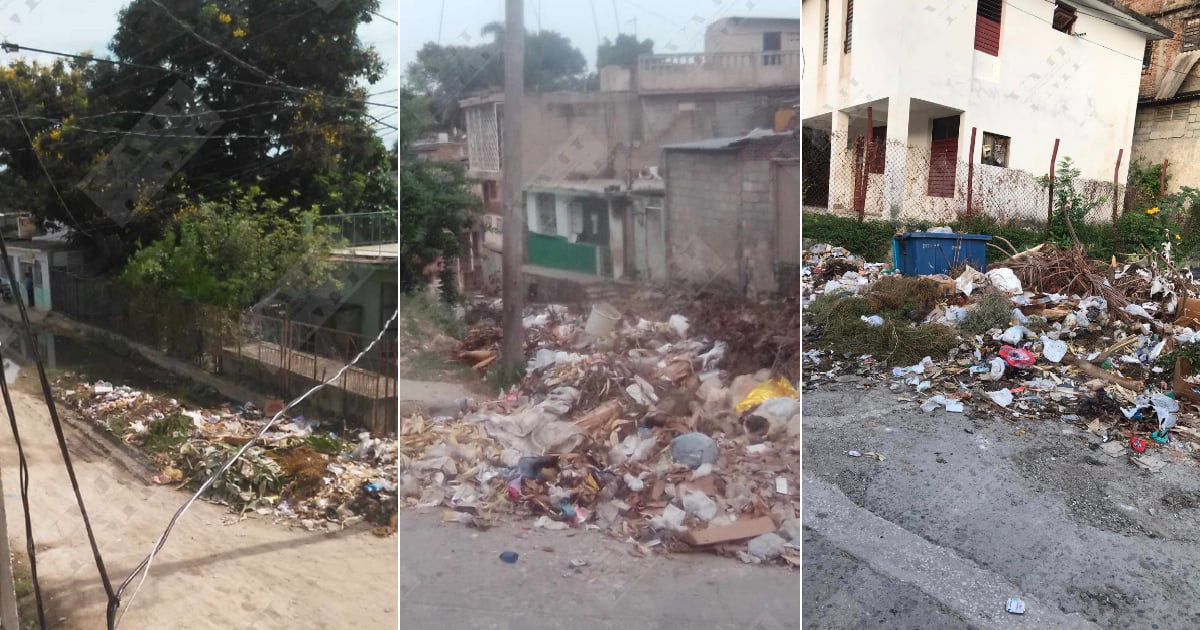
[462,16,801,289]
[802,0,1169,222]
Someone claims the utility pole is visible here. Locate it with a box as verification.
[500,0,526,379]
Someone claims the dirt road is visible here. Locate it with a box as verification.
[0,380,396,629]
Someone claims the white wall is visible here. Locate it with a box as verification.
[802,0,1149,184]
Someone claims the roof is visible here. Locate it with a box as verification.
[5,239,77,253]
[661,129,792,152]
[525,177,664,196]
[1073,0,1172,39]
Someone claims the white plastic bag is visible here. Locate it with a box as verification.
[1041,336,1068,363]
[987,268,1023,294]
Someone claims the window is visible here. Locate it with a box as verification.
[1144,41,1153,72]
[1154,104,1189,122]
[1184,17,1200,52]
[822,0,830,64]
[1052,2,1077,34]
[975,0,1002,56]
[844,0,854,54]
[981,132,1010,168]
[763,31,781,65]
[536,193,557,233]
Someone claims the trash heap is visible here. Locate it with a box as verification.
[56,378,398,535]
[398,300,802,566]
[803,239,1200,470]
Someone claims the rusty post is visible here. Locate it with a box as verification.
[1161,158,1169,197]
[1113,148,1123,226]
[1048,139,1060,225]
[966,127,976,217]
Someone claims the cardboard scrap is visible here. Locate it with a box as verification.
[681,516,777,546]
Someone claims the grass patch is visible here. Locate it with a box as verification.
[866,276,943,322]
[304,433,347,456]
[401,291,465,339]
[400,349,475,382]
[807,293,959,366]
[959,292,1014,335]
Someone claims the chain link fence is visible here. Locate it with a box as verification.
[803,130,1139,227]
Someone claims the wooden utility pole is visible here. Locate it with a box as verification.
[500,0,526,378]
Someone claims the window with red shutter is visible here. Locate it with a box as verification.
[868,125,886,174]
[975,0,1002,56]
[822,0,830,64]
[844,0,853,54]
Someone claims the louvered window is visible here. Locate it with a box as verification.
[844,0,853,54]
[822,0,830,64]
[975,0,1002,56]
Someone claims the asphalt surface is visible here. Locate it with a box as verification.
[802,383,1200,629]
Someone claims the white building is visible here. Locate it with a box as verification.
[801,0,1170,222]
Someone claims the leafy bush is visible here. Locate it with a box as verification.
[1037,157,1106,249]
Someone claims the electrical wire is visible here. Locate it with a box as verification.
[111,309,400,628]
[369,10,397,26]
[0,42,397,110]
[0,228,116,625]
[0,344,45,628]
[147,0,287,87]
[2,83,93,238]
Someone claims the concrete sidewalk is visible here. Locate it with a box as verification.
[399,510,801,630]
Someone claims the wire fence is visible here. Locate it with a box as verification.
[802,129,1157,228]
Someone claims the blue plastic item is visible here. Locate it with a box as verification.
[893,232,992,277]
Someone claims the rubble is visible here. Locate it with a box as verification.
[803,239,1200,473]
[55,376,396,532]
[398,291,801,566]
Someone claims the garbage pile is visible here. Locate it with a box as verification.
[398,300,801,566]
[803,240,1200,469]
[56,378,398,535]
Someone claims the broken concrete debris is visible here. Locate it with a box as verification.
[804,239,1200,473]
[399,291,800,565]
[56,376,396,534]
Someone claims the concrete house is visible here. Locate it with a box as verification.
[662,131,800,297]
[801,0,1170,222]
[1119,0,1200,193]
[462,16,801,288]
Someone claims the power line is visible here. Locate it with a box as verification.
[2,84,92,237]
[112,309,401,628]
[0,346,45,627]
[0,42,398,110]
[369,10,397,26]
[148,0,286,87]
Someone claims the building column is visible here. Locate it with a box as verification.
[883,95,910,220]
[829,110,852,212]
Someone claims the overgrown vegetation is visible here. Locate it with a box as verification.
[140,411,196,453]
[806,283,960,367]
[1037,157,1106,249]
[959,292,1013,335]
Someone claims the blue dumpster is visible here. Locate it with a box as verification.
[893,232,992,277]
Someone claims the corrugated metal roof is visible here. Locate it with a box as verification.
[661,129,791,151]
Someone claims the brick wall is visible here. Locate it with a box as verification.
[1116,0,1193,99]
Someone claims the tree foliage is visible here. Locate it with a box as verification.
[1,0,395,265]
[597,34,654,70]
[120,186,342,310]
[404,23,587,128]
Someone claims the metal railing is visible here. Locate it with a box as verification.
[316,211,397,247]
[636,51,801,92]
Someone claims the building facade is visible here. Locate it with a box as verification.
[802,0,1169,221]
[1119,0,1200,194]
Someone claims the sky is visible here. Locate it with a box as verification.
[0,0,398,144]
[398,0,802,79]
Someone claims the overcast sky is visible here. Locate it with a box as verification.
[0,0,398,144]
[398,0,802,79]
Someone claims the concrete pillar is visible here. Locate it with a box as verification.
[829,110,853,212]
[883,96,910,220]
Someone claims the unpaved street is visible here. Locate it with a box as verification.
[803,384,1200,629]
[0,377,396,629]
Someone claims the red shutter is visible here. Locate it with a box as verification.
[928,140,958,198]
[975,16,1001,55]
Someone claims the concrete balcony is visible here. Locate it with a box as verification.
[636,51,801,94]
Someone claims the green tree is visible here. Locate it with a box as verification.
[398,90,480,300]
[119,186,342,310]
[597,34,654,70]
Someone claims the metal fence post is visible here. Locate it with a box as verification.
[966,127,976,217]
[1113,148,1123,226]
[1047,139,1060,226]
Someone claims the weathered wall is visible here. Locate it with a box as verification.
[522,92,641,184]
[664,150,741,288]
[705,18,801,53]
[639,90,797,166]
[1131,100,1200,193]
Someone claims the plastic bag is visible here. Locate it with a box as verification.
[734,378,799,414]
[987,268,1023,294]
[1041,336,1068,363]
[999,345,1036,369]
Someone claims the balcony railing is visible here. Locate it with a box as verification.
[316,211,397,247]
[636,51,801,93]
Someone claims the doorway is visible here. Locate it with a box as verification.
[928,115,960,198]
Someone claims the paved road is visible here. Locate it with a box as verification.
[399,510,802,630]
[803,383,1200,629]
